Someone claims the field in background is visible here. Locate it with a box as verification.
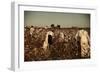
[24,27,90,61]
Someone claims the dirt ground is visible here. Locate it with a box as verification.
[24,27,90,61]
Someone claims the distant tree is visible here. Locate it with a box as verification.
[57,25,60,29]
[31,25,34,28]
[51,24,55,28]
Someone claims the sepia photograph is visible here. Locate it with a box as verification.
[24,11,90,61]
[10,1,98,71]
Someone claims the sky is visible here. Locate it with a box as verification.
[24,11,90,28]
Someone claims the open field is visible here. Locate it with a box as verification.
[24,27,90,61]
